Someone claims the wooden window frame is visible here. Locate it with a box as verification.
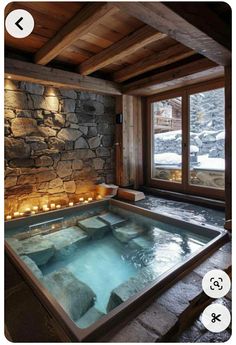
[146,78,225,200]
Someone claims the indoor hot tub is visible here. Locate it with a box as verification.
[5,199,228,341]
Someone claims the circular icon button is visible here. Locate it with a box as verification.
[202,269,231,298]
[5,9,34,38]
[201,304,231,333]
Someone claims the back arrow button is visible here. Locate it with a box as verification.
[15,17,23,31]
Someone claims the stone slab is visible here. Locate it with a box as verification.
[43,226,88,254]
[107,266,159,312]
[76,307,105,329]
[97,212,127,228]
[20,255,43,280]
[137,302,178,337]
[6,236,55,266]
[112,223,145,243]
[108,319,159,342]
[129,235,153,250]
[44,268,96,321]
[78,216,110,239]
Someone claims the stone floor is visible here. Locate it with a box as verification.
[5,195,231,342]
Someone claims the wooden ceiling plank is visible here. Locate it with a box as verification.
[123,57,218,94]
[129,68,224,96]
[78,25,166,75]
[113,44,196,82]
[34,3,118,65]
[114,2,231,66]
[5,58,121,96]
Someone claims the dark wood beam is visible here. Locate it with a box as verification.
[34,3,118,65]
[122,58,223,95]
[5,58,121,96]
[114,2,231,66]
[78,25,166,75]
[113,44,196,82]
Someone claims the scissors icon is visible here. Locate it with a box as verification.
[210,277,223,290]
[211,313,221,323]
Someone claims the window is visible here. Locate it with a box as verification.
[151,97,182,183]
[147,81,225,199]
[189,88,225,189]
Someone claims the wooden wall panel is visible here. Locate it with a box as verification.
[115,95,144,188]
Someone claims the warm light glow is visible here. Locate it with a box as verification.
[96,194,102,200]
[43,207,50,212]
[31,211,36,215]
[6,215,12,220]
[79,197,84,202]
[42,204,48,210]
[13,212,20,217]
[20,212,24,216]
[84,200,89,204]
[88,197,93,202]
[32,206,39,211]
[7,76,11,79]
[50,203,56,210]
[69,202,74,207]
[56,205,61,209]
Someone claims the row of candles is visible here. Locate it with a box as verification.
[5,195,103,221]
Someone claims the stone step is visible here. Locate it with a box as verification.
[97,212,127,228]
[44,267,96,322]
[112,223,146,243]
[105,241,231,342]
[43,226,88,255]
[7,235,55,266]
[76,307,105,329]
[77,216,110,239]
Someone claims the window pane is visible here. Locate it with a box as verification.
[189,88,225,189]
[152,97,182,182]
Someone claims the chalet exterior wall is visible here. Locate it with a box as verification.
[4,79,115,213]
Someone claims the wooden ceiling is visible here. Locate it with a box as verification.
[5,2,231,96]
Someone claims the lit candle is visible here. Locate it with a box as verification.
[88,197,93,202]
[50,203,56,210]
[13,212,20,218]
[79,197,84,202]
[20,212,24,217]
[24,208,31,216]
[56,205,61,209]
[43,207,50,212]
[84,200,89,204]
[31,211,36,215]
[69,202,74,207]
[42,204,48,211]
[32,206,38,212]
[96,194,102,200]
[6,215,12,220]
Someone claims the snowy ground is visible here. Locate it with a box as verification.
[154,153,225,171]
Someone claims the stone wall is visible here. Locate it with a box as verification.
[4,79,116,214]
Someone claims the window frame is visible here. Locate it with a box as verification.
[146,78,225,200]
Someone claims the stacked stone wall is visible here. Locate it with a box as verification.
[4,79,116,213]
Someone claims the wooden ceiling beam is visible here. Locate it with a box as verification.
[78,25,166,75]
[113,44,196,82]
[114,2,231,66]
[122,57,220,95]
[34,2,118,65]
[5,58,121,96]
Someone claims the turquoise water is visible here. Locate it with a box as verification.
[5,203,216,328]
